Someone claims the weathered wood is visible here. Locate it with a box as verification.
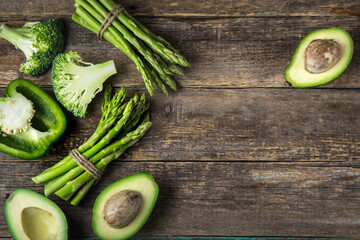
[0,0,359,19]
[1,161,360,237]
[0,17,359,88]
[1,87,360,163]
[1,0,360,238]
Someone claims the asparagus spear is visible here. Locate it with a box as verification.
[80,0,174,84]
[70,178,96,206]
[44,106,150,197]
[122,8,186,61]
[100,0,190,67]
[55,121,153,200]
[75,0,177,94]
[70,112,150,206]
[44,115,137,197]
[75,5,154,96]
[147,65,169,95]
[154,53,184,76]
[33,83,152,204]
[42,95,148,196]
[33,97,134,186]
[32,85,126,183]
[33,90,133,184]
[73,0,190,96]
[79,84,126,152]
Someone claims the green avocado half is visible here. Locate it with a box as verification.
[92,173,159,240]
[285,28,353,87]
[4,188,68,240]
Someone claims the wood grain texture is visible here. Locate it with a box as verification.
[3,87,360,163]
[0,0,359,18]
[0,17,359,88]
[1,161,360,238]
[0,0,360,238]
[1,87,360,163]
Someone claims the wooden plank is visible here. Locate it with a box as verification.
[0,161,359,237]
[0,237,355,240]
[0,17,359,88]
[0,1,359,239]
[0,0,359,18]
[0,237,350,240]
[1,87,360,163]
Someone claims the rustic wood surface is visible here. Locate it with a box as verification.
[0,0,360,238]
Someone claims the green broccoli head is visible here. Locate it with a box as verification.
[52,52,117,118]
[0,18,65,76]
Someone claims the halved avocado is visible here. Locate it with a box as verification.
[4,188,68,240]
[285,28,353,87]
[92,173,159,240]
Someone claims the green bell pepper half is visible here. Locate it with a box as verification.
[0,79,67,159]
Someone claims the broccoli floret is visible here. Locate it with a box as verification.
[52,51,117,118]
[0,18,65,76]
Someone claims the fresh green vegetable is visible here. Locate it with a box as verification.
[72,0,189,96]
[285,28,353,87]
[92,173,159,240]
[0,18,65,76]
[0,79,66,160]
[32,85,152,205]
[5,188,68,240]
[100,0,189,66]
[51,51,117,117]
[0,89,34,135]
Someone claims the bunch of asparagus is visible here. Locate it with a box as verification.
[32,85,152,205]
[72,0,190,96]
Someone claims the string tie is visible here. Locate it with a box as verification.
[70,149,103,181]
[98,4,124,38]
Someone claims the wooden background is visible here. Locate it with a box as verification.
[0,0,360,238]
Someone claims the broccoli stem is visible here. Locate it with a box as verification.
[61,59,116,97]
[0,24,35,60]
[1,19,65,77]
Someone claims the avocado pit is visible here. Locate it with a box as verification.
[103,190,141,229]
[304,39,341,73]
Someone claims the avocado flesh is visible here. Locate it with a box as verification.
[285,28,353,87]
[4,188,68,240]
[22,207,57,240]
[92,173,159,240]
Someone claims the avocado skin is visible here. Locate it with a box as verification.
[285,28,353,88]
[4,188,68,240]
[92,173,159,240]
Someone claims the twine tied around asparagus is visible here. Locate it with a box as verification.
[97,3,124,38]
[70,149,103,181]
